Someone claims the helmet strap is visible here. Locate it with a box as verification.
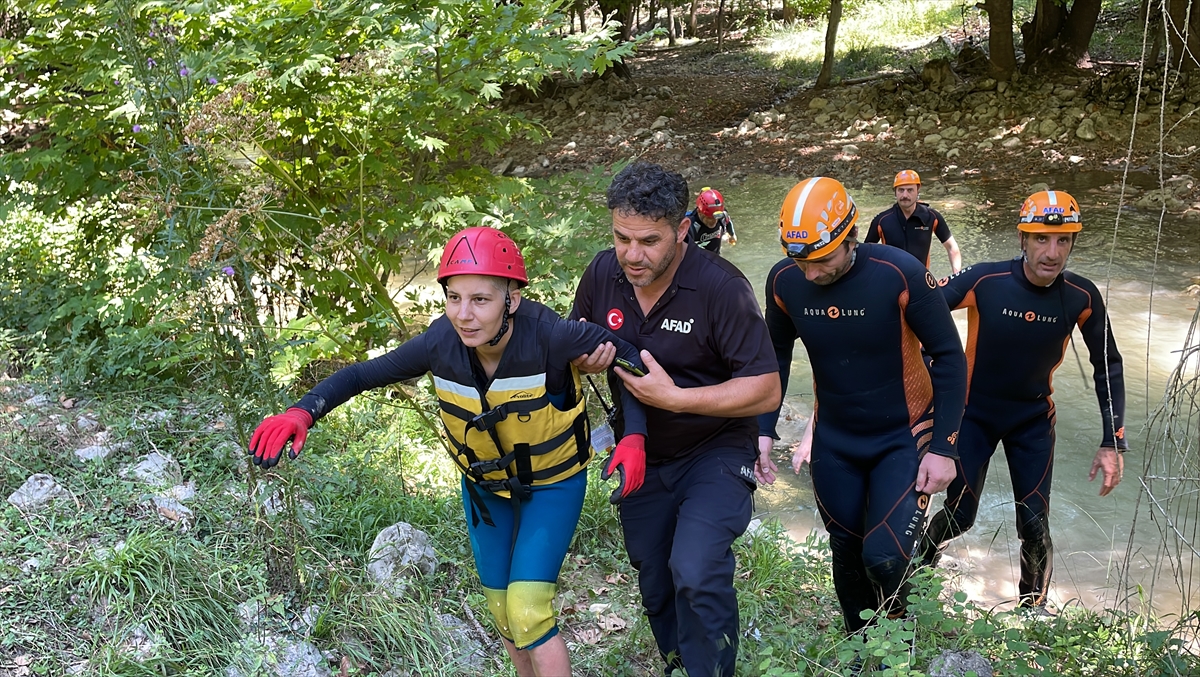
[487,290,512,347]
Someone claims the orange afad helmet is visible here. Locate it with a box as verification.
[437,227,529,286]
[893,169,921,187]
[778,177,858,261]
[696,187,727,219]
[1018,190,1082,233]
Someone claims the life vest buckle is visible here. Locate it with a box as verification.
[477,477,531,501]
[470,408,507,432]
[477,479,508,493]
[469,458,507,476]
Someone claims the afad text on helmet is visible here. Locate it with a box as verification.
[1002,308,1059,323]
[803,306,867,319]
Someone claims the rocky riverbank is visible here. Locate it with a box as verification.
[494,44,1200,215]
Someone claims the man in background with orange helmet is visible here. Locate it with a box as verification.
[684,186,738,255]
[757,177,967,642]
[246,227,651,677]
[917,190,1126,611]
[867,170,963,273]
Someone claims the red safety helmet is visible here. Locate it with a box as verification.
[696,187,727,219]
[437,227,528,287]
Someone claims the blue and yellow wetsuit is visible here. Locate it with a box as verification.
[291,299,647,650]
[759,243,966,632]
[918,257,1126,607]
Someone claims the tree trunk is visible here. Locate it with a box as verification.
[1060,0,1103,62]
[981,0,1017,78]
[648,0,657,35]
[599,0,634,41]
[689,0,698,36]
[815,0,842,89]
[667,0,676,44]
[1166,0,1200,71]
[1022,0,1103,69]
[782,0,796,22]
[1022,0,1068,63]
[717,0,726,49]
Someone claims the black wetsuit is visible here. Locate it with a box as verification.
[685,208,737,255]
[758,243,966,632]
[918,258,1126,607]
[292,300,648,437]
[866,202,952,268]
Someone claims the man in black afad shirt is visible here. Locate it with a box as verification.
[918,190,1126,610]
[571,161,781,677]
[867,169,963,272]
[758,177,967,640]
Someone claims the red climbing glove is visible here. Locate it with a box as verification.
[248,408,313,469]
[601,434,646,504]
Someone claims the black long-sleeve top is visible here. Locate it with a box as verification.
[758,243,967,458]
[939,257,1127,448]
[291,299,648,437]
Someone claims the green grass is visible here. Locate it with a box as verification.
[3,380,1198,676]
[751,0,1148,82]
[753,0,974,80]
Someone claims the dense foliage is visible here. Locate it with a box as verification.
[1,0,631,395]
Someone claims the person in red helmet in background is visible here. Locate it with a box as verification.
[867,170,963,273]
[918,190,1126,611]
[248,227,650,677]
[685,186,738,254]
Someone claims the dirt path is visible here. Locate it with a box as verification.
[498,42,1200,210]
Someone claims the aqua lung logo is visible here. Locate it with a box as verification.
[938,266,972,287]
[661,318,693,333]
[1003,308,1058,323]
[802,306,866,318]
[903,495,929,540]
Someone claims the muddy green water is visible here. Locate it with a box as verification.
[713,172,1199,614]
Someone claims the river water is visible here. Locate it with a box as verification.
[713,172,1200,615]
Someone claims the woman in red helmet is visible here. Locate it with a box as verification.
[248,227,649,676]
[685,186,738,254]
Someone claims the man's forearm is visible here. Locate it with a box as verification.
[944,238,963,272]
[668,372,781,417]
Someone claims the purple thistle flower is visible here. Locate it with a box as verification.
[222,266,235,276]
[147,58,156,68]
[179,66,191,77]
[207,77,218,85]
[132,124,143,132]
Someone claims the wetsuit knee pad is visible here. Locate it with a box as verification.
[482,586,513,642]
[864,556,909,594]
[505,581,558,649]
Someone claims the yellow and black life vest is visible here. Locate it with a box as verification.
[427,301,592,501]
